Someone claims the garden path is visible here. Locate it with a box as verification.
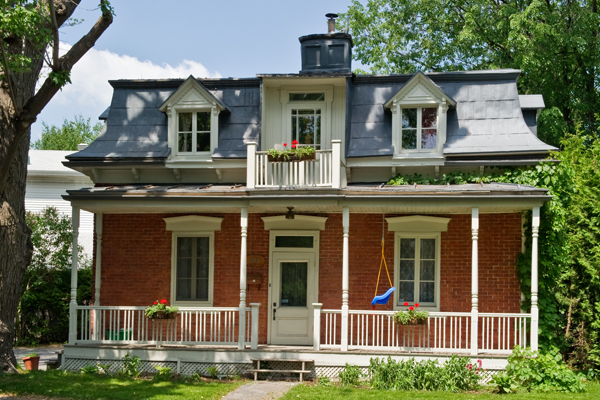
[222,381,297,400]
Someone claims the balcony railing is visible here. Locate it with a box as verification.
[246,140,341,189]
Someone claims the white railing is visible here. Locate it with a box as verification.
[246,140,341,189]
[76,305,260,349]
[316,308,530,354]
[480,313,530,353]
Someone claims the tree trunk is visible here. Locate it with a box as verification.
[0,127,33,371]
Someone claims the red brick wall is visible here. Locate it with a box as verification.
[95,212,523,343]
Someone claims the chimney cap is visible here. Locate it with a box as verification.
[326,13,338,19]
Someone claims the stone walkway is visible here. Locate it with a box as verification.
[222,381,298,400]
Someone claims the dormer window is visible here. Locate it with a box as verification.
[385,72,455,160]
[178,111,211,153]
[280,88,332,150]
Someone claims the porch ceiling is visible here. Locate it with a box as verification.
[63,182,550,214]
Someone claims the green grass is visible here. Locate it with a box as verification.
[281,382,600,399]
[0,370,245,400]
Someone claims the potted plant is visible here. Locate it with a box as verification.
[267,140,316,162]
[22,352,40,371]
[393,302,429,325]
[145,299,179,319]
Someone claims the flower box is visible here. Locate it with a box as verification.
[266,140,316,162]
[150,310,177,320]
[267,153,316,162]
[393,302,429,326]
[145,298,179,319]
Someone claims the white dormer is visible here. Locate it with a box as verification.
[159,76,228,163]
[384,72,455,160]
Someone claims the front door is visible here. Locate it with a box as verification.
[270,252,316,345]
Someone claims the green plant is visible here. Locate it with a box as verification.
[153,365,172,381]
[80,363,99,374]
[144,298,179,319]
[24,352,39,358]
[339,363,362,386]
[120,354,141,378]
[393,302,429,325]
[501,346,585,393]
[317,375,332,386]
[97,362,112,374]
[266,140,316,161]
[492,372,519,394]
[206,366,219,379]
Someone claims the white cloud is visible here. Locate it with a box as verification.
[32,43,220,141]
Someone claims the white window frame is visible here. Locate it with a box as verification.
[175,110,213,156]
[280,86,333,150]
[170,232,215,307]
[169,105,219,161]
[399,106,440,153]
[394,233,441,311]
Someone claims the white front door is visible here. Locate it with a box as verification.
[270,252,316,345]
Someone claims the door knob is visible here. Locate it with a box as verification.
[272,308,277,321]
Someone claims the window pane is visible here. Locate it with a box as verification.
[197,112,211,131]
[422,108,437,128]
[275,236,314,248]
[420,260,435,281]
[314,115,321,147]
[196,278,209,301]
[196,132,210,152]
[289,93,325,101]
[292,115,297,142]
[400,239,415,259]
[420,282,435,303]
[177,279,191,300]
[400,260,415,280]
[179,132,192,152]
[422,129,437,149]
[402,129,417,150]
[178,112,192,132]
[176,238,193,300]
[399,281,414,303]
[402,108,417,128]
[298,115,315,145]
[420,239,435,259]
[177,237,193,257]
[280,262,307,307]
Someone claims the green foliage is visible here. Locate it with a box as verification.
[368,356,480,392]
[144,299,179,319]
[120,354,141,378]
[339,363,362,386]
[266,143,316,161]
[342,0,600,135]
[393,302,429,325]
[206,366,219,379]
[153,366,172,381]
[317,375,332,386]
[24,352,38,358]
[80,363,99,374]
[31,115,102,150]
[496,346,586,393]
[17,207,92,345]
[492,371,520,394]
[97,363,112,375]
[48,70,71,88]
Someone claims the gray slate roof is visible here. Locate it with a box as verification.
[347,70,556,157]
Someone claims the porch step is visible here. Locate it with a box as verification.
[249,358,313,382]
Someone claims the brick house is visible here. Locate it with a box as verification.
[61,17,554,377]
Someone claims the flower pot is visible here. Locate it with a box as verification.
[268,153,316,162]
[398,319,427,326]
[151,311,177,320]
[22,356,40,371]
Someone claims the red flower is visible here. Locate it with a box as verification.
[409,306,414,311]
[160,299,167,304]
[291,139,298,149]
[283,143,287,147]
[403,302,409,306]
[415,303,419,308]
[153,301,158,305]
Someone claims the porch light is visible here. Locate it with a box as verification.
[285,207,295,220]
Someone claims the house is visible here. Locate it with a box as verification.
[61,16,555,378]
[26,149,94,258]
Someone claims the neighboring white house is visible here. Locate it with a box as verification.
[26,150,94,259]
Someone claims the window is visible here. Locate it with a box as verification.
[178,111,211,153]
[289,92,324,149]
[398,236,438,306]
[401,108,437,151]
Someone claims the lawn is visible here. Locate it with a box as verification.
[0,370,244,400]
[281,382,600,400]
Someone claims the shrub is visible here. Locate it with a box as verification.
[80,363,98,374]
[153,366,172,381]
[498,346,585,393]
[339,363,362,386]
[120,354,141,378]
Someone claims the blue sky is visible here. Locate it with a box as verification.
[33,0,362,142]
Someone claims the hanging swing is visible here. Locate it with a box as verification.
[371,214,396,309]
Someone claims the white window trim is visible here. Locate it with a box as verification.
[168,104,219,161]
[164,215,223,307]
[398,106,440,153]
[393,232,441,311]
[279,86,333,150]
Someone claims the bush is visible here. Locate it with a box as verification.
[495,346,586,393]
[368,356,480,392]
[339,363,362,386]
[120,354,141,378]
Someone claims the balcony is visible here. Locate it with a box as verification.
[246,140,342,189]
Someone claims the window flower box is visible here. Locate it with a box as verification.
[394,302,429,325]
[266,140,316,162]
[145,299,179,319]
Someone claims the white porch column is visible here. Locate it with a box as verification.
[531,207,540,351]
[68,206,80,345]
[313,303,322,351]
[250,303,260,350]
[332,140,342,188]
[470,208,479,356]
[93,213,103,340]
[246,142,257,189]
[341,206,350,351]
[238,207,248,349]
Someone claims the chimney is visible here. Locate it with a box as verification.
[299,14,353,74]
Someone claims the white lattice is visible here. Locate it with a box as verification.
[180,362,252,377]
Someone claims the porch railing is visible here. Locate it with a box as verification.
[75,305,259,349]
[246,140,342,189]
[316,306,530,354]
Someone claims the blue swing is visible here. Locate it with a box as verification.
[371,219,396,308]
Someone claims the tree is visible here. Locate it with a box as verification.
[341,0,600,139]
[32,115,102,150]
[0,1,112,372]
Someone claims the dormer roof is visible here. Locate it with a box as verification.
[159,75,229,112]
[384,71,456,108]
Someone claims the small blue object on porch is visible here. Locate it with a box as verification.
[371,287,396,306]
[371,232,395,308]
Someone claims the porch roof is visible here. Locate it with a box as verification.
[63,182,550,214]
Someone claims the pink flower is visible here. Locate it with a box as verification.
[466,364,472,370]
[403,302,409,306]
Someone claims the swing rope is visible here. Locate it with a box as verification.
[373,214,393,299]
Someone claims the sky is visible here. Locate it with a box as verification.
[33,0,363,142]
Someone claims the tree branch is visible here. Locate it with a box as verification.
[48,0,60,68]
